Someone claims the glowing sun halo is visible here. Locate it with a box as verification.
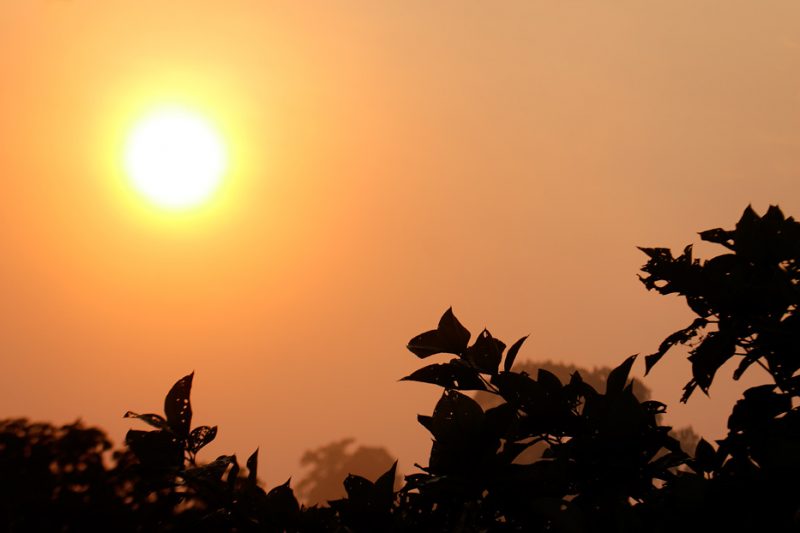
[123,107,227,210]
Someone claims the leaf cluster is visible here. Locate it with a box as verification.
[401,311,684,531]
[639,205,800,400]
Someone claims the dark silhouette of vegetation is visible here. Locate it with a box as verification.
[472,360,700,465]
[0,204,798,531]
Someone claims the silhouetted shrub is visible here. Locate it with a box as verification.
[1,204,798,531]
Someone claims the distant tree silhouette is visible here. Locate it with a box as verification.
[296,438,399,505]
[0,204,797,531]
[0,418,135,531]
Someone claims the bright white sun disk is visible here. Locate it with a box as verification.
[124,108,226,209]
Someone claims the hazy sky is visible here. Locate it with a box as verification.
[1,0,799,486]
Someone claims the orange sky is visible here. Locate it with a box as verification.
[1,0,799,486]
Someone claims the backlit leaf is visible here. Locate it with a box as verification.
[164,372,194,439]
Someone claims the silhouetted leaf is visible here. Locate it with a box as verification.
[123,411,169,431]
[416,415,434,435]
[407,307,471,358]
[247,448,259,485]
[375,460,397,500]
[401,361,487,390]
[537,369,562,392]
[689,331,736,395]
[680,380,699,404]
[406,330,448,358]
[644,318,708,374]
[227,455,240,492]
[504,335,528,373]
[728,384,790,433]
[164,372,193,439]
[264,478,300,524]
[567,370,599,398]
[430,389,484,443]
[343,474,374,502]
[492,371,545,409]
[437,307,471,347]
[699,227,735,250]
[638,245,703,304]
[188,425,217,454]
[732,353,759,381]
[649,450,689,475]
[463,329,505,375]
[606,355,637,395]
[484,402,517,440]
[691,438,718,473]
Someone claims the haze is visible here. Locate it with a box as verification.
[1,1,798,486]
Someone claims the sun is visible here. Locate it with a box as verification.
[123,106,227,210]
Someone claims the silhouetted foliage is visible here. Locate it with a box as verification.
[637,205,800,531]
[472,360,700,465]
[639,205,800,400]
[1,205,798,531]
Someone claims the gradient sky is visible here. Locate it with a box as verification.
[1,0,799,486]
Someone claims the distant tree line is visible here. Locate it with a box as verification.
[1,205,798,531]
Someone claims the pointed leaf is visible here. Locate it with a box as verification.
[189,425,217,454]
[123,411,169,431]
[375,460,397,500]
[430,389,485,443]
[606,355,637,395]
[463,329,505,374]
[227,455,240,492]
[689,331,736,394]
[247,448,259,485]
[536,369,562,392]
[406,330,448,358]
[694,439,715,468]
[165,372,194,439]
[437,307,471,351]
[732,353,759,381]
[406,308,470,358]
[417,415,434,434]
[401,361,487,390]
[504,335,528,373]
[264,478,300,519]
[343,474,374,503]
[644,318,708,374]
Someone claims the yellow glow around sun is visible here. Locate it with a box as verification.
[124,107,227,210]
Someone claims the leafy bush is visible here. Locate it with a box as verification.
[0,205,798,531]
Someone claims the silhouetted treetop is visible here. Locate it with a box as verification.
[640,205,800,401]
